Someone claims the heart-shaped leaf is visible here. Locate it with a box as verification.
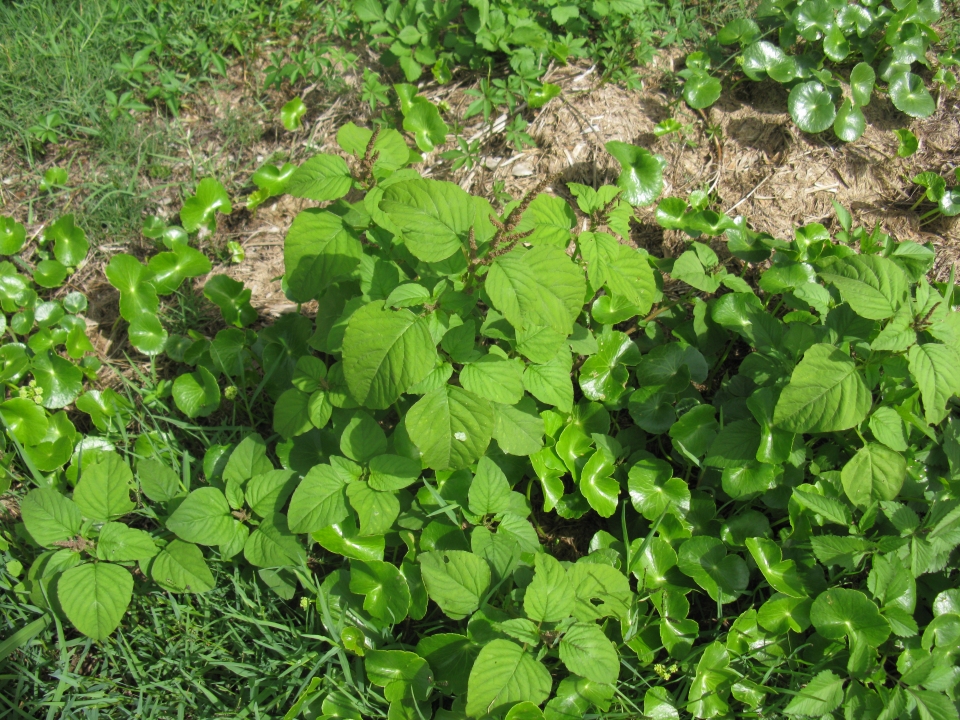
[173,366,221,418]
[833,99,866,142]
[281,97,306,131]
[203,274,256,328]
[889,71,935,118]
[180,178,232,233]
[850,62,876,107]
[605,141,666,207]
[894,128,918,156]
[0,216,26,255]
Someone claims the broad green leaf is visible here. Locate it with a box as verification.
[783,670,844,716]
[810,588,891,647]
[20,488,82,547]
[793,488,852,526]
[579,232,656,312]
[605,141,666,206]
[73,454,136,522]
[350,559,411,624]
[31,350,82,409]
[366,648,433,702]
[559,622,620,684]
[468,456,512,516]
[286,154,353,201]
[627,456,690,519]
[819,255,908,320]
[346,481,399,536]
[493,397,544,456]
[343,301,438,409]
[0,216,26,254]
[850,63,875,106]
[273,388,312,440]
[566,562,631,622]
[687,642,734,718]
[419,550,490,619]
[631,536,678,589]
[516,194,576,247]
[889,71,936,118]
[869,406,908,452]
[669,404,718,464]
[180,178,231,233]
[834,99,866,142]
[908,343,960,424]
[465,640,552,718]
[369,454,420,491]
[745,537,807,598]
[579,449,619,517]
[96,522,158,561]
[841,443,906,506]
[524,553,575,622]
[46,215,89,267]
[166,487,237,546]
[0,398,48,444]
[245,469,298,517]
[287,464,350,533]
[34,259,67,288]
[774,344,871,433]
[523,350,574,413]
[204,275,257,327]
[312,518,385,561]
[147,540,215,593]
[380,179,487,262]
[173,367,221,418]
[416,634,479,697]
[678,536,749,603]
[460,355,524,405]
[128,314,167,355]
[788,81,837,133]
[682,69,722,109]
[340,411,387,462]
[58,563,133,640]
[147,243,211,295]
[486,245,586,335]
[244,513,305,567]
[406,385,494,470]
[281,97,306,130]
[505,702,545,720]
[283,209,362,302]
[395,85,448,152]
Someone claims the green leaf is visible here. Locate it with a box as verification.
[788,81,837,133]
[468,456,512,516]
[349,559,411,624]
[73,454,136,522]
[682,70,722,109]
[286,154,353,202]
[465,640,552,718]
[850,62,875,106]
[281,97,306,130]
[783,670,845,716]
[907,689,960,720]
[46,215,89,267]
[128,313,168,355]
[368,455,420,492]
[366,649,433,702]
[283,209,362,302]
[774,344,871,433]
[244,513,305,567]
[504,702,545,720]
[627,456,690,520]
[395,84,448,152]
[894,128,919,157]
[819,255,908,320]
[58,563,133,640]
[312,518,385,561]
[889,71,936,118]
[669,404,718,464]
[273,389,312,440]
[340,411,387,462]
[406,385,494,470]
[810,588,891,647]
[180,178,231,233]
[523,350,574,413]
[20,488,82,547]
[492,397,544,457]
[460,355,525,405]
[579,449,619,517]
[841,443,906,506]
[287,464,350,533]
[173,367,221,418]
[96,522,158,561]
[527,82,562,109]
[745,537,807,598]
[834,99,866,142]
[516,194,575,247]
[146,540,215,593]
[908,343,960,424]
[0,216,26,254]
[379,179,489,263]
[0,398,48,444]
[524,553,575,622]
[147,243,211,294]
[203,275,257,328]
[31,350,82,409]
[486,245,586,335]
[346,481,399,536]
[579,232,656,312]
[34,259,67,288]
[604,141,666,207]
[559,622,620,684]
[245,469,298,518]
[419,550,490,619]
[567,562,631,622]
[678,536,749,603]
[416,633,479,697]
[166,487,238,546]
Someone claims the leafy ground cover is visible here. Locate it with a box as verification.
[2,0,960,718]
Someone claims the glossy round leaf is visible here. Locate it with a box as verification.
[683,70,722,109]
[172,367,221,418]
[605,141,666,207]
[834,99,866,142]
[850,63,876,107]
[889,72,935,118]
[788,82,837,133]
